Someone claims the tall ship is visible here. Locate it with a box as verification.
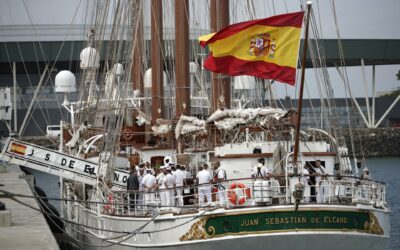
[0,0,390,249]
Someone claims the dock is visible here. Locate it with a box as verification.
[0,164,59,250]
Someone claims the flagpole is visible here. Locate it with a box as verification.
[293,1,312,171]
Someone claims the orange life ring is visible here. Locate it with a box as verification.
[122,128,134,140]
[228,182,251,206]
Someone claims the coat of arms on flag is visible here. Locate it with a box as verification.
[249,33,276,58]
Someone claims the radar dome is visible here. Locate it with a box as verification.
[55,70,76,93]
[143,68,168,88]
[80,47,100,69]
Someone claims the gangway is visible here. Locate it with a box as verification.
[0,138,129,189]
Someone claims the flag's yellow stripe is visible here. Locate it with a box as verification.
[208,25,301,68]
[11,144,26,154]
[198,32,216,43]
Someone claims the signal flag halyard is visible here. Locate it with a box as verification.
[199,11,304,85]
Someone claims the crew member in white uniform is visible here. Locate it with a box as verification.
[361,167,371,180]
[301,164,311,203]
[181,165,191,205]
[142,169,156,205]
[145,161,155,175]
[214,161,227,206]
[165,167,176,206]
[182,165,191,181]
[252,158,269,178]
[163,156,172,169]
[196,163,212,206]
[156,166,168,206]
[174,165,185,206]
[314,160,327,203]
[170,164,177,184]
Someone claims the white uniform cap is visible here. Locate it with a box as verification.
[164,156,172,165]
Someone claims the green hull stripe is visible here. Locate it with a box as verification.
[205,210,373,237]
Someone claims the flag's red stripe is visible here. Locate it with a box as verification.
[206,12,304,45]
[199,41,207,47]
[204,55,296,85]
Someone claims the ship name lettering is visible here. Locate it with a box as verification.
[84,165,96,175]
[27,149,34,156]
[289,216,307,224]
[311,217,320,223]
[61,158,67,166]
[68,160,75,169]
[60,158,76,169]
[240,218,259,227]
[265,217,292,225]
[324,216,348,224]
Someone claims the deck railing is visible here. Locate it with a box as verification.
[97,175,387,216]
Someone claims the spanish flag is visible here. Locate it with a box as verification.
[200,11,304,85]
[9,142,27,155]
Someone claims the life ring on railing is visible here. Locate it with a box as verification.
[228,182,252,206]
[122,128,134,140]
[103,195,115,214]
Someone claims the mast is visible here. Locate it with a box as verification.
[293,2,312,169]
[131,0,144,93]
[151,0,164,122]
[175,0,190,117]
[210,0,230,111]
[13,62,17,133]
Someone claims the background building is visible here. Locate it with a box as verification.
[1,0,400,137]
[278,96,400,129]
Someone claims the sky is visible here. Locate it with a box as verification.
[268,0,400,99]
[0,0,399,98]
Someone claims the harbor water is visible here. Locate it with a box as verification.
[367,157,400,250]
[30,157,400,250]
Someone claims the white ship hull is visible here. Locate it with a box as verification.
[69,204,390,250]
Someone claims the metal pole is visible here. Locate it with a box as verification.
[70,104,75,129]
[59,120,64,218]
[13,62,17,133]
[372,65,376,127]
[375,94,400,128]
[335,66,370,127]
[18,64,49,137]
[219,0,230,109]
[151,0,163,122]
[361,59,372,127]
[293,2,312,167]
[210,0,219,112]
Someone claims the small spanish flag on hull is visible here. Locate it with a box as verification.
[200,11,304,85]
[10,142,27,155]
